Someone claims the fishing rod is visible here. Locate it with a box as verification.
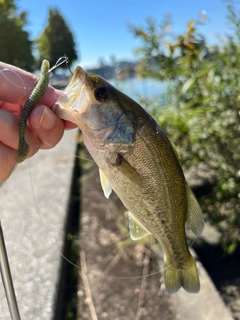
[0,221,21,320]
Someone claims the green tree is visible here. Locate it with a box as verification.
[130,4,240,253]
[0,0,34,71]
[36,8,78,69]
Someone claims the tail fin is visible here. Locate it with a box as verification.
[163,254,200,294]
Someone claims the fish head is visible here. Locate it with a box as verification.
[54,66,136,149]
[55,67,123,129]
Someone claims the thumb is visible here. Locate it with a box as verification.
[29,105,65,150]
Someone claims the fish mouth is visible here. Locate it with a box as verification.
[66,66,87,91]
[53,66,89,122]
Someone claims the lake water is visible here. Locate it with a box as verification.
[109,77,166,101]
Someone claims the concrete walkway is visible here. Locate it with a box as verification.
[0,129,78,320]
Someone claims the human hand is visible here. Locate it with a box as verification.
[0,62,76,183]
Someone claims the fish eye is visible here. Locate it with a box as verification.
[94,86,108,102]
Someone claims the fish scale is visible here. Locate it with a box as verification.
[54,66,204,294]
[133,117,195,269]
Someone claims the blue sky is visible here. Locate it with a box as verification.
[18,0,232,68]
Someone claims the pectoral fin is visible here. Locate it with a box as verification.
[186,186,204,237]
[116,156,143,188]
[128,212,151,240]
[99,169,112,199]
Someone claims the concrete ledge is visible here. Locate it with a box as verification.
[0,129,78,320]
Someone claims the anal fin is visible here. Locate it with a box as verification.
[128,212,151,240]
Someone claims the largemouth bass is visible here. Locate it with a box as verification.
[54,67,204,294]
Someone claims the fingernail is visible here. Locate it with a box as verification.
[39,107,56,129]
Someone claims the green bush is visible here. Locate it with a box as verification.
[130,2,240,253]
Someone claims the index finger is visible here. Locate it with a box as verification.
[0,62,63,107]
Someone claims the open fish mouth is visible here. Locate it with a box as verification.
[53,67,89,121]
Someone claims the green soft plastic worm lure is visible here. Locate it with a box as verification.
[16,59,50,163]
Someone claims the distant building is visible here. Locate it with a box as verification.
[115,61,137,79]
[86,65,115,79]
[86,60,138,80]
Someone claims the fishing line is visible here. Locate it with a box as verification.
[0,68,29,90]
[28,148,199,281]
[97,236,199,280]
[39,139,95,162]
[27,158,81,272]
[0,68,28,103]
